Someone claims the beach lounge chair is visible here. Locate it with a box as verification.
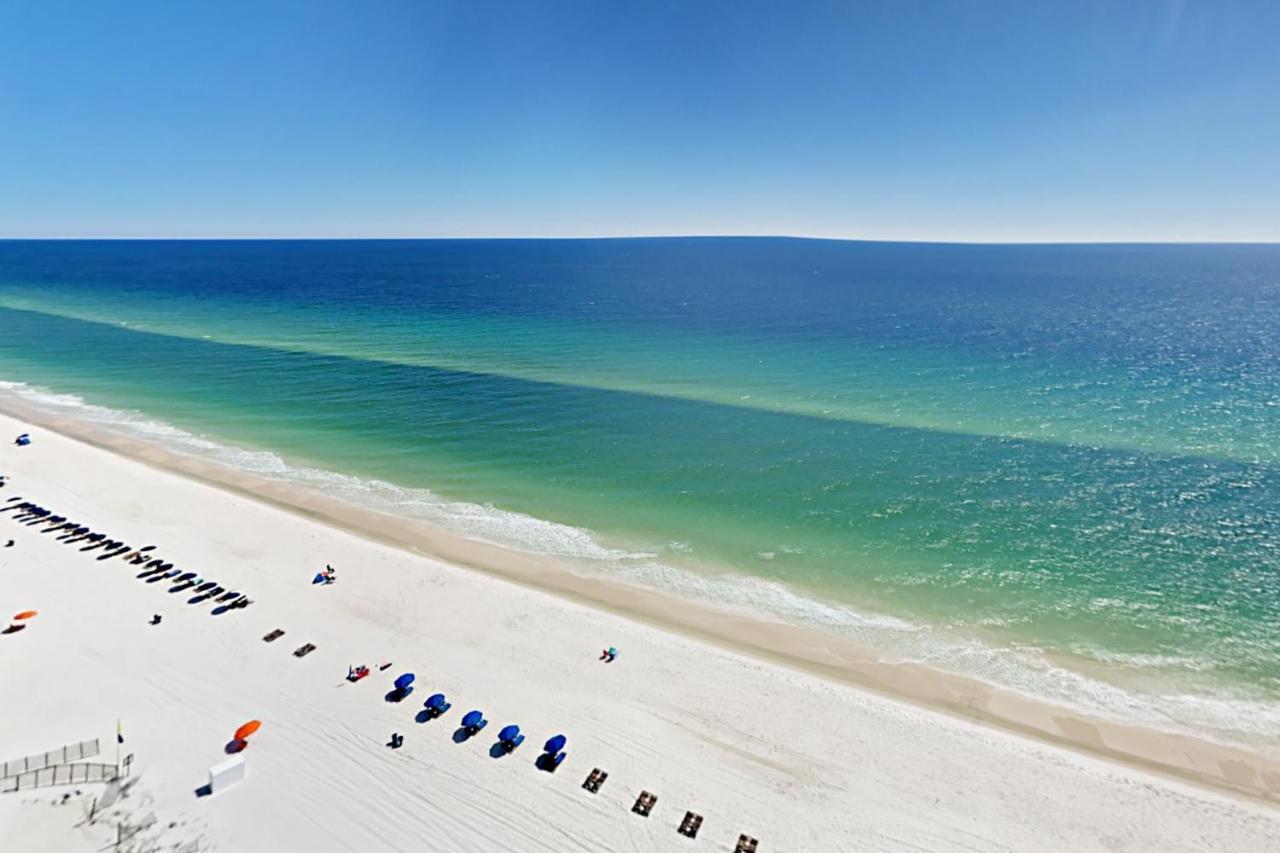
[632,791,657,817]
[169,574,199,593]
[293,643,316,658]
[496,725,525,753]
[189,586,224,604]
[678,812,703,839]
[734,834,759,853]
[263,628,286,643]
[582,768,608,793]
[148,568,181,584]
[99,543,131,560]
[82,537,113,552]
[423,693,452,718]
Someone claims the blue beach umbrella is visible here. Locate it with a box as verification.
[462,710,484,728]
[499,724,520,743]
[394,673,415,691]
[543,734,567,754]
[425,692,447,710]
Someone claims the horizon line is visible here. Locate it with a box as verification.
[2,234,1279,247]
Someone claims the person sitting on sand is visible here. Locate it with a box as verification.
[599,646,618,662]
[150,614,162,625]
[389,732,403,749]
[4,540,13,548]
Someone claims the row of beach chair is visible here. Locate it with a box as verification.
[582,775,752,847]
[376,667,757,848]
[2,495,254,616]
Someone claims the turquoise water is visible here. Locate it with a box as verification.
[1,239,1277,745]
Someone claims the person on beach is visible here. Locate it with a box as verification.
[599,646,618,662]
[4,540,13,548]
[389,732,403,749]
[150,614,162,625]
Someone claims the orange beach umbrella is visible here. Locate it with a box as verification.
[234,720,262,740]
[13,610,37,620]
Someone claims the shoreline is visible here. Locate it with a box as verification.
[1,390,1278,805]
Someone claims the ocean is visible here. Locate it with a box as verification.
[1,238,1277,749]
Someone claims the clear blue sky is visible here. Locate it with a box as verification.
[2,1,1278,241]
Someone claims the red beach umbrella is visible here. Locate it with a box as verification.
[13,610,37,620]
[235,720,262,740]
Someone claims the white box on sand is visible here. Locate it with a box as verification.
[208,754,246,794]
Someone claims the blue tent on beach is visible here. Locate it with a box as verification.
[539,733,568,771]
[423,692,451,717]
[461,710,487,733]
[497,724,525,751]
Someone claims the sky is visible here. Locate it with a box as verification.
[1,0,1278,242]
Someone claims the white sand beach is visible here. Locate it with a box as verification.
[1,409,1278,852]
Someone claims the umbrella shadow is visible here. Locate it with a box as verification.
[384,688,413,703]
[451,727,476,744]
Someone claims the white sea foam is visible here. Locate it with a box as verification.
[1,378,1277,753]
